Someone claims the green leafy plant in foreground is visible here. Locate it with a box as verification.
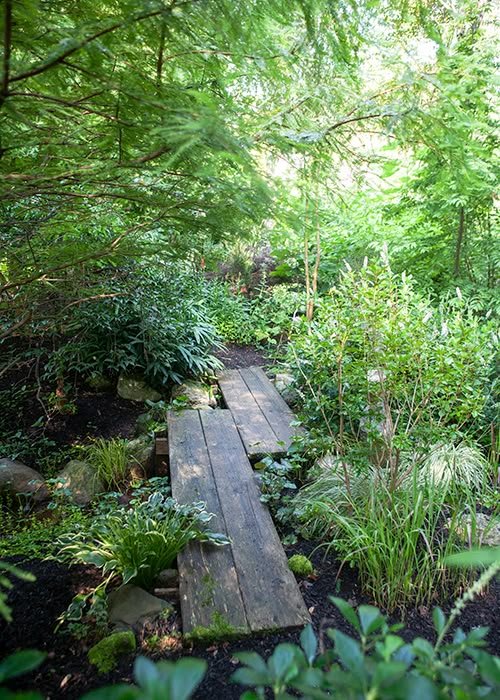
[59,493,229,589]
[233,563,500,699]
[81,656,207,700]
[0,562,35,623]
[0,650,46,699]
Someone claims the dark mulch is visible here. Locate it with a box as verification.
[45,392,144,448]
[2,541,499,700]
[1,338,144,470]
[213,343,270,369]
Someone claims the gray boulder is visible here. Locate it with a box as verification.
[55,460,104,505]
[155,568,179,587]
[117,374,162,403]
[108,584,170,629]
[273,372,298,405]
[171,380,216,409]
[451,513,500,547]
[0,458,48,502]
[127,436,155,479]
[86,374,114,392]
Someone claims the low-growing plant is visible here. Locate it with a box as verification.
[233,565,500,698]
[80,656,207,700]
[59,493,229,589]
[0,506,90,560]
[86,437,131,490]
[420,442,493,492]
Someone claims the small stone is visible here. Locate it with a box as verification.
[108,585,169,629]
[117,374,162,403]
[156,568,179,587]
[55,460,104,505]
[273,372,298,406]
[0,458,48,502]
[127,436,155,479]
[88,631,136,674]
[171,381,216,408]
[449,513,500,547]
[135,412,154,436]
[87,374,114,392]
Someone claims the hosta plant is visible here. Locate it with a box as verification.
[59,493,229,589]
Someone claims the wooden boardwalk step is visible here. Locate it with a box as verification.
[218,366,302,458]
[168,408,310,635]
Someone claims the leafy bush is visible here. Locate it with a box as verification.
[289,260,495,476]
[204,281,254,344]
[59,493,228,589]
[205,281,304,346]
[233,570,500,699]
[46,263,222,386]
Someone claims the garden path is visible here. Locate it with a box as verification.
[167,368,308,635]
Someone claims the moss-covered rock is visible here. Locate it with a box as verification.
[288,554,314,577]
[87,630,136,673]
[117,374,162,403]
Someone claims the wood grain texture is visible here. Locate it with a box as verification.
[168,408,310,635]
[168,410,248,634]
[200,409,310,631]
[218,369,278,456]
[218,366,302,457]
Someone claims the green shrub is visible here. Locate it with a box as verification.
[233,567,500,698]
[59,493,229,589]
[204,280,254,344]
[289,260,495,474]
[287,554,313,577]
[88,631,136,674]
[46,264,222,386]
[250,284,304,343]
[205,280,304,346]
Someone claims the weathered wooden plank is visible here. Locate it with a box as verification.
[218,369,279,457]
[240,366,300,449]
[167,410,248,634]
[200,409,310,631]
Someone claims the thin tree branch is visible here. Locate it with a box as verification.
[0,0,13,107]
[8,1,197,85]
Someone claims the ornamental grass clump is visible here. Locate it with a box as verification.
[86,437,131,491]
[60,493,228,589]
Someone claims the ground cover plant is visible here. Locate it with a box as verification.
[1,0,498,697]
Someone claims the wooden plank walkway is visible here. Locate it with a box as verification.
[218,366,301,458]
[168,408,310,635]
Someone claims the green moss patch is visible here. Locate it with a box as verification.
[185,612,248,643]
[288,554,314,577]
[88,630,136,674]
